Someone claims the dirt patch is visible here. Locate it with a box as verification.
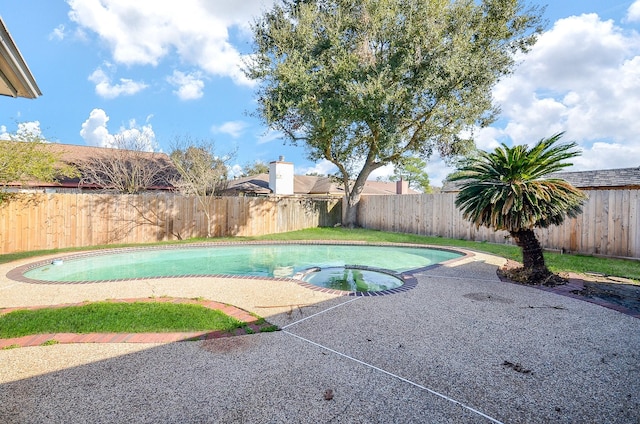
[498,260,640,316]
[497,260,567,287]
[568,280,640,314]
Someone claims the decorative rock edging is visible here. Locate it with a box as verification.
[0,297,277,349]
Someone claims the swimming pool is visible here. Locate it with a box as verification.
[17,243,464,293]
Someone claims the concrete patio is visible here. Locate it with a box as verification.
[1,250,638,423]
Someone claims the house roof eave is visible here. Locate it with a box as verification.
[0,17,41,99]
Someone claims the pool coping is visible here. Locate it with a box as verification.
[5,241,473,297]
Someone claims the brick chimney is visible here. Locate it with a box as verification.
[396,178,409,194]
[269,156,294,195]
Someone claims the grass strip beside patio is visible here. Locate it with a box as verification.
[0,301,245,338]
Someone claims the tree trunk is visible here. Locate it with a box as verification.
[510,229,551,282]
[204,210,212,238]
[335,155,380,228]
[342,191,361,228]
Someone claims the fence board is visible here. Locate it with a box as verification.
[631,191,640,257]
[3,190,638,259]
[0,193,341,254]
[358,190,640,259]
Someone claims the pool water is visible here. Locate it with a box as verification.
[24,244,462,291]
[300,267,405,292]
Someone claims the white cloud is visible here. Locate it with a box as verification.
[229,164,244,178]
[521,15,629,89]
[502,97,567,145]
[16,121,44,140]
[424,155,457,188]
[298,160,338,177]
[627,0,640,22]
[88,67,147,99]
[211,121,248,139]
[66,0,266,86]
[80,109,114,147]
[573,142,640,171]
[167,70,205,100]
[257,129,284,145]
[369,164,395,181]
[459,126,504,151]
[49,24,66,41]
[487,13,640,171]
[80,108,158,151]
[117,122,158,152]
[0,121,45,141]
[198,1,271,30]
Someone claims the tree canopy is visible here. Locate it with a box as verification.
[452,134,586,232]
[242,160,270,177]
[246,0,544,226]
[0,129,78,203]
[390,157,431,193]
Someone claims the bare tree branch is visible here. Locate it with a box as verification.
[170,136,235,238]
[77,135,176,194]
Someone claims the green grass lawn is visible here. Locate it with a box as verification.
[0,301,246,338]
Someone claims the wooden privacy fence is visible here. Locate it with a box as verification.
[0,193,342,254]
[358,189,640,259]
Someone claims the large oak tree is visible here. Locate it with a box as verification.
[246,0,544,226]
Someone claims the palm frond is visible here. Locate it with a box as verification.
[454,133,587,232]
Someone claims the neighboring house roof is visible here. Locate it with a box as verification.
[225,175,271,195]
[225,173,419,196]
[549,167,640,190]
[0,17,41,98]
[363,180,419,195]
[441,166,640,192]
[4,141,177,191]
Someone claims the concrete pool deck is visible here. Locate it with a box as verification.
[1,249,639,423]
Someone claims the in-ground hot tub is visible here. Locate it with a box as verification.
[295,265,405,292]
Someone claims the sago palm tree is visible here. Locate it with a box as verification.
[450,133,587,284]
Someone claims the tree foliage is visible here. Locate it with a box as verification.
[246,0,544,226]
[170,138,234,238]
[450,133,587,283]
[0,129,78,203]
[242,160,270,177]
[390,157,431,193]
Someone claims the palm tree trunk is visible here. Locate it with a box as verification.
[510,229,550,281]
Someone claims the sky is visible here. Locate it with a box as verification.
[1,0,639,186]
